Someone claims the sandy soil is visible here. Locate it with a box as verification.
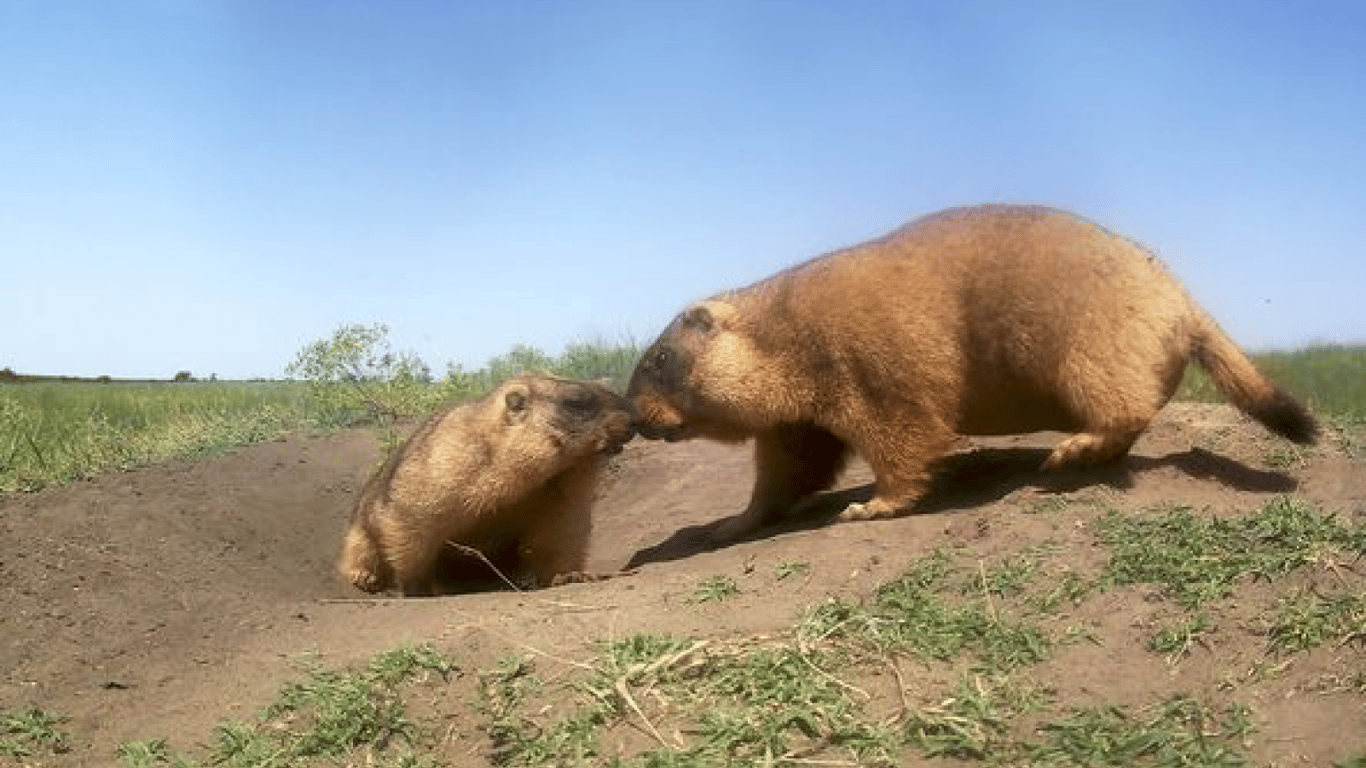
[1,403,1362,766]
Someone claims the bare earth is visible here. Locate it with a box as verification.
[2,403,1363,766]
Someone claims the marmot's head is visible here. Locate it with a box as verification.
[627,300,791,443]
[494,374,635,458]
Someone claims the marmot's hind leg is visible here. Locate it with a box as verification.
[1041,428,1145,471]
[1041,355,1179,471]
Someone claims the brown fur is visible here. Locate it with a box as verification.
[339,374,634,595]
[627,204,1318,540]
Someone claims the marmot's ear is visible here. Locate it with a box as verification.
[682,305,715,332]
[504,388,530,423]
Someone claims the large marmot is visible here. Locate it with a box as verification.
[628,204,1318,540]
[339,374,634,595]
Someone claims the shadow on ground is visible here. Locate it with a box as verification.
[625,445,1301,569]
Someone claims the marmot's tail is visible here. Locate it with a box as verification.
[338,523,391,593]
[1189,314,1319,445]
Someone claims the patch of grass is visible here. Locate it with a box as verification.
[901,673,1044,760]
[0,381,312,492]
[1329,414,1366,459]
[1096,497,1365,608]
[479,656,548,765]
[1031,569,1094,614]
[122,645,453,768]
[1022,495,1080,515]
[809,551,1052,670]
[117,738,193,767]
[1266,589,1366,656]
[774,560,810,580]
[479,633,897,767]
[970,555,1038,598]
[689,644,893,763]
[1148,614,1213,662]
[1028,696,1254,767]
[1,706,70,760]
[692,574,740,603]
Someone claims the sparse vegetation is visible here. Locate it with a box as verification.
[116,645,453,767]
[1096,497,1363,608]
[1,706,69,761]
[692,574,741,603]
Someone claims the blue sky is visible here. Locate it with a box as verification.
[2,1,1363,380]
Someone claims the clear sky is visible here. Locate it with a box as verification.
[3,1,1363,380]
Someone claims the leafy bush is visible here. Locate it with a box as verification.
[284,323,437,426]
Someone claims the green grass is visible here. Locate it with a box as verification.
[806,550,1053,670]
[117,645,453,767]
[1027,697,1254,767]
[1,706,69,761]
[1266,589,1366,656]
[0,336,643,494]
[0,380,314,493]
[1095,497,1365,609]
[692,574,741,603]
[3,339,1357,496]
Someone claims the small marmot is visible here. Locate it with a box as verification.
[339,374,634,595]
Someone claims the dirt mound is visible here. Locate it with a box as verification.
[1,404,1362,765]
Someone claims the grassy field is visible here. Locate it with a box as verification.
[0,380,314,493]
[2,343,1361,495]
[0,338,643,494]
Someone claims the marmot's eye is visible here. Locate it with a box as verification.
[653,348,672,368]
[561,392,601,420]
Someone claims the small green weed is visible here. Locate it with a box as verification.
[1031,569,1094,613]
[1266,589,1366,656]
[1028,696,1254,767]
[693,574,740,603]
[775,560,811,580]
[901,674,1034,760]
[1148,614,1213,662]
[970,555,1038,597]
[117,738,193,767]
[1,706,70,760]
